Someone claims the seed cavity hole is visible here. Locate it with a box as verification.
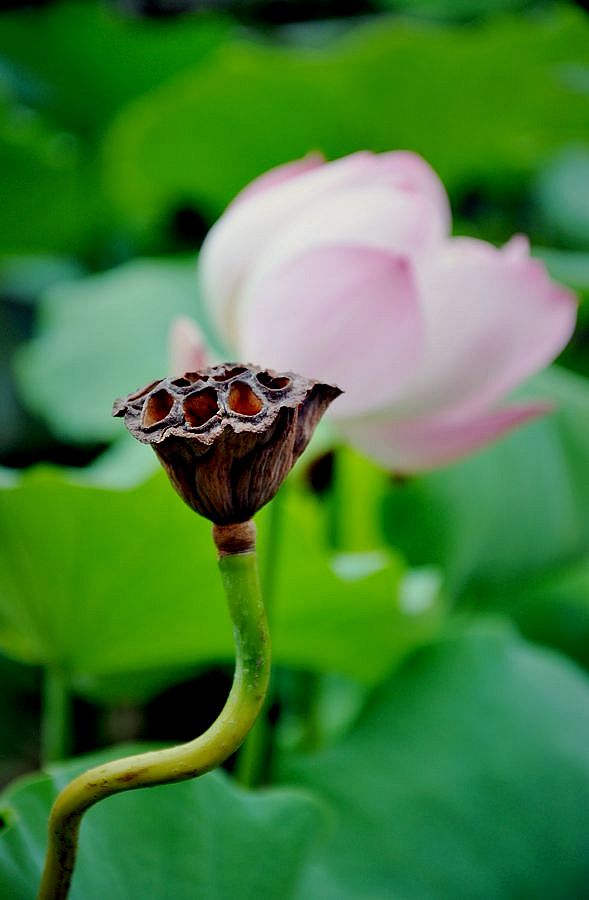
[213,366,247,382]
[171,373,209,388]
[143,389,175,428]
[228,382,263,417]
[256,372,291,390]
[184,387,219,428]
[128,380,160,403]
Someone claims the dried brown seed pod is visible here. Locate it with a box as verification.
[113,363,342,525]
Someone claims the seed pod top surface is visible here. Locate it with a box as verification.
[113,363,342,524]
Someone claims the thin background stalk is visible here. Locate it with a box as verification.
[236,492,284,787]
[41,668,72,765]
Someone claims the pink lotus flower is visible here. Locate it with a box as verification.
[196,151,577,471]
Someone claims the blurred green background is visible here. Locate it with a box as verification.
[1,2,589,897]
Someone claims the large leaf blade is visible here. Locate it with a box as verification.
[0,747,323,900]
[281,628,589,899]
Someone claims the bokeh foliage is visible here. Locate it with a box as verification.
[3,628,589,898]
[1,0,589,896]
[0,467,443,693]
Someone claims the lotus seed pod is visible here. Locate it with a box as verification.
[113,363,341,525]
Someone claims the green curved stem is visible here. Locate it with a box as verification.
[38,550,270,900]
